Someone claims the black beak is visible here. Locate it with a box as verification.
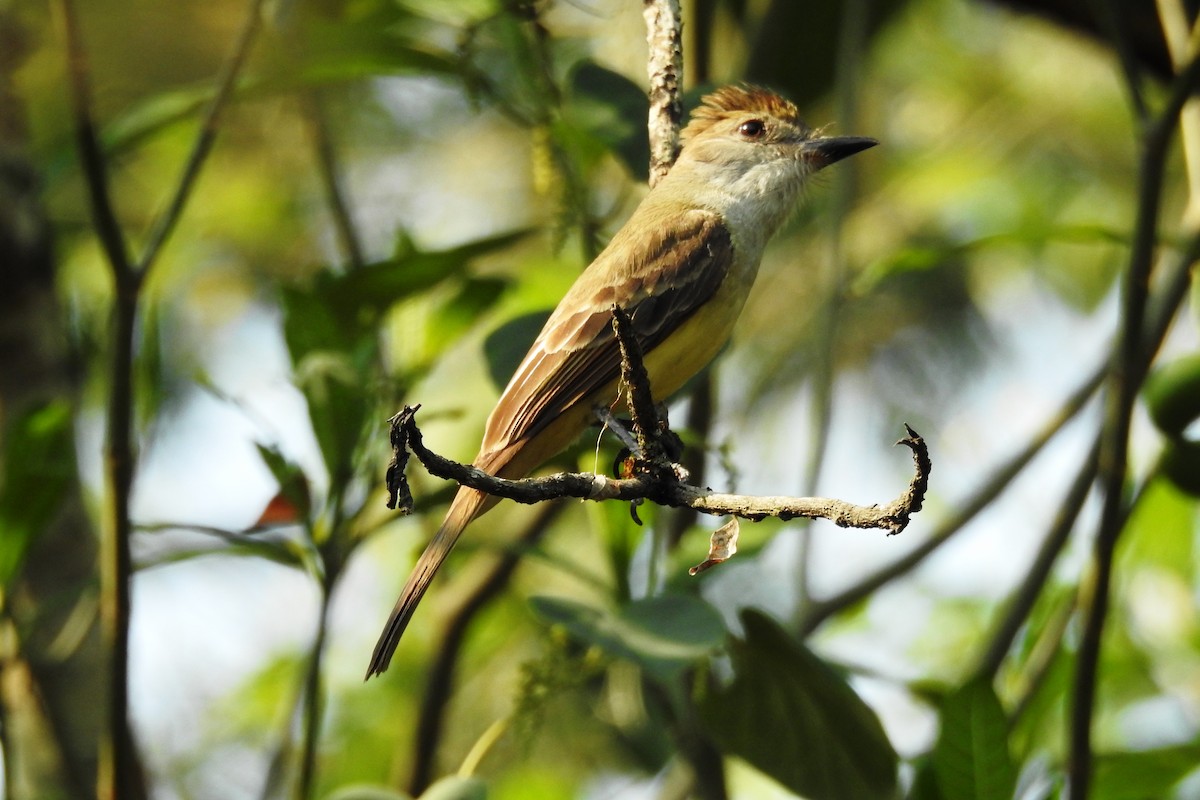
[806,135,877,169]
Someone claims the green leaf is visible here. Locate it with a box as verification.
[418,776,487,800]
[136,537,306,571]
[1092,743,1200,800]
[429,277,512,350]
[1120,477,1195,569]
[529,594,726,683]
[325,785,412,800]
[282,230,529,363]
[908,756,948,800]
[0,401,76,589]
[700,610,898,800]
[1144,353,1200,439]
[324,230,528,322]
[932,676,1017,800]
[294,353,370,487]
[1160,439,1200,496]
[102,84,213,155]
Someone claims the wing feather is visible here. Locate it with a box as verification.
[480,209,734,454]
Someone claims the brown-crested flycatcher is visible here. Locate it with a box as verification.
[366,85,875,678]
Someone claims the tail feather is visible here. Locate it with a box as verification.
[364,485,490,679]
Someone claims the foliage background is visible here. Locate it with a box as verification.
[1,0,1198,798]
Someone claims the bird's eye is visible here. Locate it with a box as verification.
[738,119,766,139]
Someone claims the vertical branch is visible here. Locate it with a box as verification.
[1095,0,1150,122]
[301,90,366,270]
[59,0,132,277]
[643,0,683,187]
[56,1,266,797]
[1067,47,1200,800]
[57,3,142,798]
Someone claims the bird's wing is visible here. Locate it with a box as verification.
[480,209,734,454]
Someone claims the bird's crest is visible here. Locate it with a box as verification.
[681,85,805,142]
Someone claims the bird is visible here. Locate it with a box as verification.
[366,84,875,678]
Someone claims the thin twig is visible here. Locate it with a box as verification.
[975,437,1100,678]
[612,306,669,467]
[1007,591,1077,729]
[1068,44,1200,800]
[137,0,265,275]
[979,192,1200,684]
[301,89,366,269]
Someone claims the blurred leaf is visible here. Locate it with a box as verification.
[908,756,948,800]
[253,491,303,527]
[853,226,1128,298]
[134,522,308,570]
[569,61,650,181]
[700,609,898,800]
[325,785,412,800]
[283,230,529,363]
[1159,440,1200,497]
[744,0,908,109]
[104,8,461,159]
[320,230,529,319]
[932,676,1017,800]
[1144,353,1200,439]
[0,401,75,588]
[102,83,213,155]
[483,310,548,389]
[1120,477,1194,571]
[137,539,306,571]
[281,284,361,362]
[418,776,487,800]
[136,299,172,429]
[529,594,726,683]
[294,353,371,487]
[430,277,512,349]
[1091,743,1200,800]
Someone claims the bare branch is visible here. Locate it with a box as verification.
[385,308,928,546]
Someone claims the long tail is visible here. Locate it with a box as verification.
[364,485,491,679]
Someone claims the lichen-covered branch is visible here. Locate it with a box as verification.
[643,0,683,186]
[385,410,926,549]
